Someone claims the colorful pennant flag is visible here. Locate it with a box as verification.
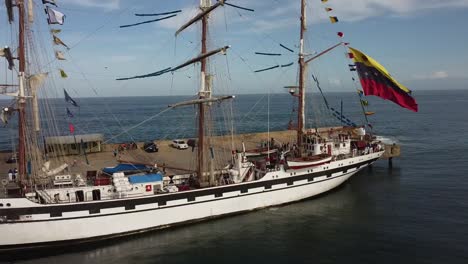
[51,29,61,34]
[59,69,68,78]
[348,52,354,59]
[64,89,79,107]
[357,89,364,96]
[68,123,75,134]
[349,47,418,112]
[325,7,333,12]
[329,16,338,23]
[55,50,66,60]
[321,0,329,2]
[349,64,357,71]
[42,0,57,7]
[53,35,70,49]
[46,6,65,25]
[66,108,74,118]
[361,100,369,106]
[365,111,375,116]
[337,32,344,38]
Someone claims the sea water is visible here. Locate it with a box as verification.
[1,90,467,263]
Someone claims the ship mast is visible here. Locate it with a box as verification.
[17,0,27,184]
[297,0,307,149]
[198,0,210,184]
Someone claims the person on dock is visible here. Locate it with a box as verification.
[13,168,17,181]
[8,169,13,182]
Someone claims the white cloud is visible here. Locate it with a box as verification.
[324,0,468,22]
[412,70,449,80]
[62,0,120,10]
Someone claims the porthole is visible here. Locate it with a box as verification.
[6,203,11,207]
[0,203,3,207]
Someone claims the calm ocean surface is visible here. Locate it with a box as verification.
[1,90,468,263]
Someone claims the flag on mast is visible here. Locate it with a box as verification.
[42,0,58,7]
[46,6,65,25]
[64,89,79,107]
[59,69,68,78]
[68,123,75,134]
[66,108,74,118]
[53,35,70,49]
[55,50,66,60]
[349,47,418,112]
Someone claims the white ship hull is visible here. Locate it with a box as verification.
[0,152,382,251]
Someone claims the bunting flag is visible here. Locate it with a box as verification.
[51,29,61,34]
[357,89,364,96]
[46,6,65,25]
[64,89,79,107]
[68,123,75,134]
[365,111,375,116]
[329,16,338,23]
[361,100,369,106]
[55,50,66,60]
[348,52,354,59]
[59,69,68,78]
[53,35,70,49]
[349,47,418,112]
[325,7,333,12]
[367,123,373,129]
[66,108,74,118]
[42,0,57,7]
[321,0,328,2]
[337,32,344,38]
[349,64,357,71]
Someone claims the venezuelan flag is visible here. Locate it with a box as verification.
[349,47,418,112]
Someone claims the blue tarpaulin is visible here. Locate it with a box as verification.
[102,163,148,175]
[128,173,163,184]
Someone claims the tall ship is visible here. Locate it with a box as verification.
[0,0,417,251]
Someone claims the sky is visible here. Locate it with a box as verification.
[1,0,468,97]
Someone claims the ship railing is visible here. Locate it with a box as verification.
[36,190,55,204]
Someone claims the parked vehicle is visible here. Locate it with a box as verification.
[171,140,188,149]
[5,153,17,164]
[143,142,158,153]
[187,139,197,148]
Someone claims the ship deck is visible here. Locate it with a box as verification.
[0,129,400,198]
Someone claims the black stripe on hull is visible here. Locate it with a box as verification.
[0,158,381,254]
[0,159,378,254]
[0,158,379,220]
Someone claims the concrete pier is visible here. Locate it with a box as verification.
[0,129,401,198]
